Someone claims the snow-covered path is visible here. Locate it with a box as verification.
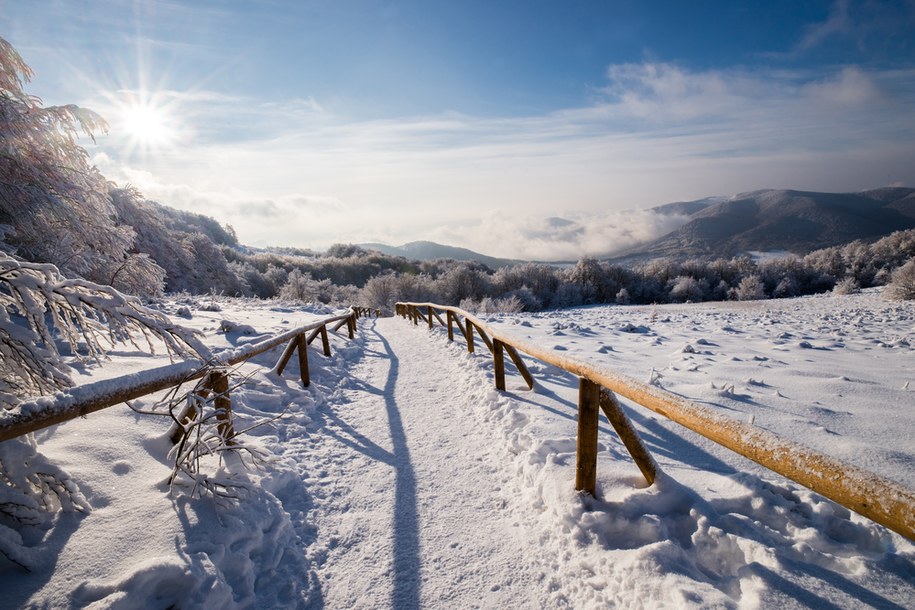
[290,317,544,608]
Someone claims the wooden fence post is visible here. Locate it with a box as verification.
[493,339,506,391]
[576,377,600,496]
[212,369,235,443]
[504,344,535,390]
[446,311,454,341]
[320,325,331,356]
[599,389,658,486]
[297,333,310,387]
[348,314,355,339]
[427,306,434,329]
[466,318,475,353]
[275,336,299,375]
[168,374,212,444]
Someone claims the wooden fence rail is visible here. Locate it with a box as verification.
[395,301,915,542]
[0,309,360,445]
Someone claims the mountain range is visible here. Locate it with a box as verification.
[359,241,519,268]
[364,188,915,266]
[612,187,915,262]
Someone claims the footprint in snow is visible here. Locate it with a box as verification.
[112,461,131,475]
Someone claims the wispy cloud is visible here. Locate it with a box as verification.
[795,0,853,52]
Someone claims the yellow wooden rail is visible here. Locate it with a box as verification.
[1,309,360,445]
[396,302,914,542]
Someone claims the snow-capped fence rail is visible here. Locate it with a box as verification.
[395,302,915,542]
[0,309,360,445]
[353,306,382,319]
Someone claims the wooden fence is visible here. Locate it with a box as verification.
[0,309,361,445]
[396,302,915,542]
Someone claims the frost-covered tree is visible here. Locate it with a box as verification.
[361,272,399,310]
[279,269,322,302]
[0,37,172,298]
[0,253,206,407]
[832,276,860,295]
[1,38,113,272]
[887,259,915,300]
[668,275,707,303]
[503,285,541,311]
[434,263,491,304]
[731,274,766,301]
[0,253,209,567]
[567,257,619,303]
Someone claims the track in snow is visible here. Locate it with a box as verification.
[294,317,545,609]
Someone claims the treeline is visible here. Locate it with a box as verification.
[208,229,915,311]
[353,229,915,312]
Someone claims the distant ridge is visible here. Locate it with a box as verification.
[361,188,915,267]
[612,187,915,262]
[359,240,518,268]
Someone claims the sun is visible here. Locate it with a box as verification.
[122,104,170,145]
[111,91,182,156]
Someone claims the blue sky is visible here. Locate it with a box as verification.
[3,0,915,258]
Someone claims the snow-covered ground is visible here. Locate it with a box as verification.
[1,290,913,608]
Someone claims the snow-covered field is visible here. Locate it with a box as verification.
[1,290,913,608]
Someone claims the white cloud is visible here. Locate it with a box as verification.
[801,66,884,106]
[87,63,915,258]
[426,209,695,261]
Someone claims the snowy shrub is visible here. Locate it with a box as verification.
[551,281,584,308]
[0,434,91,569]
[832,277,860,295]
[773,276,800,298]
[491,263,559,306]
[731,275,766,301]
[164,369,273,501]
[0,253,207,406]
[667,275,707,303]
[219,320,256,335]
[434,263,491,304]
[566,257,614,303]
[886,259,915,300]
[395,273,435,304]
[458,297,478,312]
[361,273,399,310]
[492,295,524,313]
[615,287,631,305]
[279,269,346,304]
[504,286,541,311]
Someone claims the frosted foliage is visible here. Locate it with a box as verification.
[887,259,915,300]
[165,370,272,501]
[0,434,90,570]
[0,38,115,274]
[360,273,399,309]
[832,276,861,295]
[732,274,766,301]
[0,253,206,406]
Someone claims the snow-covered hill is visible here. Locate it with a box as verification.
[1,291,913,608]
[613,187,915,261]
